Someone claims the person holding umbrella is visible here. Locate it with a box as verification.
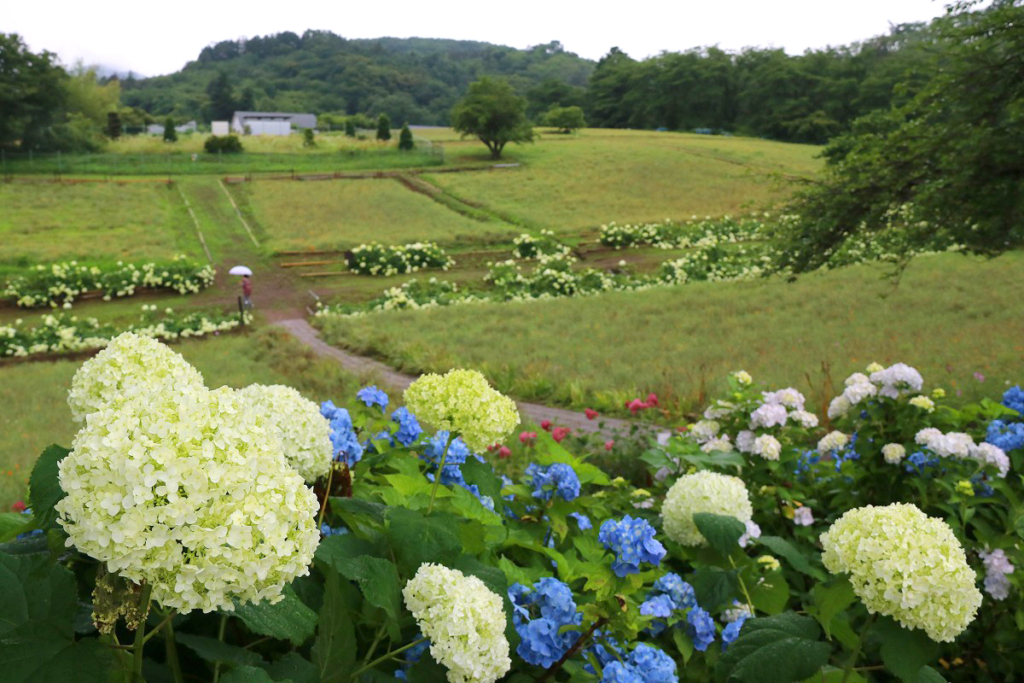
[230,265,254,310]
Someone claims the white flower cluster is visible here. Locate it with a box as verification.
[817,430,849,454]
[978,549,1015,600]
[235,384,333,483]
[820,503,982,642]
[511,230,571,259]
[58,342,320,613]
[404,369,519,451]
[67,332,206,422]
[348,241,453,276]
[402,563,511,683]
[662,470,754,546]
[829,362,924,418]
[915,428,1010,477]
[882,443,907,464]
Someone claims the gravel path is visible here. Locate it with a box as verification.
[274,318,668,440]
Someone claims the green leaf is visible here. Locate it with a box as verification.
[810,576,855,639]
[176,633,263,667]
[690,567,740,612]
[715,612,830,683]
[385,507,462,577]
[461,457,503,503]
[268,653,318,683]
[330,498,387,538]
[0,512,32,543]
[314,534,379,573]
[330,555,402,638]
[231,585,318,647]
[0,636,113,683]
[220,666,277,683]
[693,513,745,555]
[799,666,865,683]
[0,550,77,639]
[748,572,789,615]
[757,536,827,581]
[876,617,940,683]
[313,568,358,683]
[28,445,70,532]
[916,666,947,683]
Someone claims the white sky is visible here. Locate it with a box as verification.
[6,0,954,76]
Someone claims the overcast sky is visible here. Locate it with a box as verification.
[7,0,954,76]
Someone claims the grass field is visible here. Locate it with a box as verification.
[0,181,200,271]
[318,251,1024,418]
[0,328,369,508]
[234,177,520,252]
[425,129,822,233]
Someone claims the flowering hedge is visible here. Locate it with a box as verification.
[512,230,572,259]
[6,336,1024,682]
[0,305,250,359]
[346,241,454,276]
[3,256,216,308]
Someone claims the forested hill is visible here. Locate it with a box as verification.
[120,31,594,126]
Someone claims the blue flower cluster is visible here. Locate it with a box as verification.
[904,450,941,475]
[794,450,821,477]
[320,524,349,537]
[832,432,861,472]
[721,613,749,649]
[1003,385,1024,415]
[640,573,697,635]
[393,635,430,680]
[987,420,1024,452]
[687,606,716,652]
[356,385,389,411]
[600,644,677,683]
[421,431,494,511]
[391,406,422,446]
[321,400,364,465]
[570,512,592,530]
[509,578,582,667]
[526,462,581,502]
[598,516,666,577]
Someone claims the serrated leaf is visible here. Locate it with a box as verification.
[693,513,746,556]
[385,507,462,577]
[176,633,263,667]
[716,612,830,683]
[0,636,113,683]
[331,555,402,639]
[916,666,947,683]
[268,653,318,683]
[313,568,358,683]
[28,445,70,532]
[0,550,77,639]
[748,572,789,615]
[810,577,855,639]
[690,567,740,612]
[757,536,826,581]
[330,498,387,537]
[220,666,277,683]
[876,617,940,683]
[231,585,317,646]
[461,457,503,503]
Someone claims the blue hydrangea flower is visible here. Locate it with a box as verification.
[1002,386,1024,415]
[570,512,592,530]
[598,515,666,577]
[508,578,581,668]
[687,606,716,652]
[794,450,821,476]
[640,594,675,618]
[420,431,494,511]
[391,406,423,446]
[904,450,940,475]
[320,524,349,537]
[584,632,623,674]
[356,385,389,411]
[603,662,645,683]
[394,634,430,679]
[321,400,364,465]
[652,573,697,610]
[987,420,1024,452]
[970,474,995,498]
[526,462,582,502]
[721,614,748,650]
[628,644,677,683]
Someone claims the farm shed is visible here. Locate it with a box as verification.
[231,111,317,135]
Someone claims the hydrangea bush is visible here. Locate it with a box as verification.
[7,344,1024,683]
[346,241,453,276]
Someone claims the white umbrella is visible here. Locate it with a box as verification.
[229,265,253,276]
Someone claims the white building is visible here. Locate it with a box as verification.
[211,121,230,136]
[230,111,317,136]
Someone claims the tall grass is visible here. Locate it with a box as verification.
[319,252,1024,419]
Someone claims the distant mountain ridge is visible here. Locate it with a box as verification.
[121,31,593,126]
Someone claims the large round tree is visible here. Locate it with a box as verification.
[451,77,533,160]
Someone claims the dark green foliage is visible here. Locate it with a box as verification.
[0,33,76,151]
[344,119,356,137]
[27,445,70,532]
[692,513,746,556]
[451,77,533,159]
[105,112,121,139]
[715,612,831,683]
[230,585,318,646]
[542,105,586,133]
[779,1,1024,270]
[204,134,243,153]
[162,116,177,142]
[398,122,414,151]
[205,71,238,121]
[876,617,941,683]
[302,127,315,147]
[376,113,391,141]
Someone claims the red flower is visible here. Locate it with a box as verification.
[628,399,646,414]
[585,408,599,420]
[646,393,659,407]
[498,446,512,459]
[11,500,26,512]
[604,440,615,451]
[552,426,571,443]
[541,420,553,432]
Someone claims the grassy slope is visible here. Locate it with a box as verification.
[426,130,822,233]
[235,177,518,252]
[0,182,199,271]
[0,328,368,508]
[319,252,1024,417]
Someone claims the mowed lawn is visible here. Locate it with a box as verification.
[319,251,1024,417]
[0,181,199,270]
[233,177,519,252]
[0,328,367,509]
[426,129,823,233]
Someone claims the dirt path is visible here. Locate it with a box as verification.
[274,318,668,440]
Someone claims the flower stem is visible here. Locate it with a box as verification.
[131,583,153,682]
[213,614,228,683]
[350,637,429,678]
[427,433,456,514]
[728,556,757,617]
[538,617,607,683]
[362,624,388,664]
[317,464,335,530]
[164,616,184,683]
[841,613,876,683]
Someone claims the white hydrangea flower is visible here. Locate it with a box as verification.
[662,471,753,546]
[820,503,982,642]
[869,363,924,399]
[733,370,753,386]
[842,379,877,406]
[909,395,936,413]
[916,429,974,459]
[793,507,814,526]
[57,385,320,614]
[404,369,519,451]
[817,430,849,454]
[762,387,805,410]
[845,372,872,387]
[700,435,732,453]
[402,563,511,683]
[703,400,735,420]
[752,434,782,461]
[750,403,788,429]
[882,443,907,465]
[739,519,761,548]
[235,384,333,483]
[690,420,721,442]
[978,549,1015,600]
[865,362,885,374]
[67,331,205,422]
[827,395,852,420]
[736,430,756,454]
[970,443,1010,478]
[790,410,819,428]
